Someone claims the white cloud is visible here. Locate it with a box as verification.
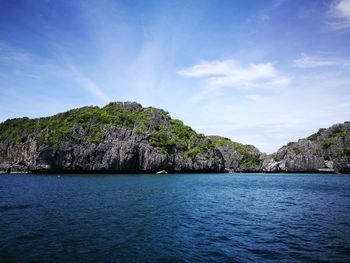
[328,0,350,30]
[334,0,350,19]
[293,53,350,68]
[246,94,263,101]
[178,59,290,90]
[178,62,350,153]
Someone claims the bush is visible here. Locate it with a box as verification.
[330,128,347,139]
[149,127,175,154]
[148,119,214,157]
[321,139,334,150]
[307,128,326,141]
[342,147,350,159]
[293,147,303,155]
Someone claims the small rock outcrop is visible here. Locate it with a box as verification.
[209,136,263,172]
[262,122,350,173]
[156,170,168,174]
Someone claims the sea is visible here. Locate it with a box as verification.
[0,173,349,262]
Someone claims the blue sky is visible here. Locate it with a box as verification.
[0,0,350,153]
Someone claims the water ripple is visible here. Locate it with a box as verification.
[0,173,349,262]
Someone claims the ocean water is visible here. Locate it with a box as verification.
[0,173,349,262]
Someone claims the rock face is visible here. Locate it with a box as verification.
[0,102,349,174]
[209,136,263,172]
[0,102,261,173]
[262,122,350,173]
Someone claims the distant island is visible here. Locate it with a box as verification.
[0,102,349,174]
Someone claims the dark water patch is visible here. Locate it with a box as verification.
[0,204,32,212]
[16,232,45,241]
[156,256,187,263]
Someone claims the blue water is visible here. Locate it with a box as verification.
[0,174,350,262]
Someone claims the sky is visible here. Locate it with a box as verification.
[0,0,350,153]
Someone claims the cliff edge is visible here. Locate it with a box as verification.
[0,102,260,173]
[0,102,349,174]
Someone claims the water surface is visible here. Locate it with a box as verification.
[0,173,349,262]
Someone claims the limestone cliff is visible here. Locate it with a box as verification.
[1,102,349,174]
[0,102,260,173]
[262,122,350,173]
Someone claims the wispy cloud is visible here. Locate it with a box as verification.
[293,53,350,68]
[258,0,288,21]
[178,59,290,90]
[270,0,288,11]
[184,68,350,153]
[66,62,111,103]
[327,0,350,30]
[0,43,32,63]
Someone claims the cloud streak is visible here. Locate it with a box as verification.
[293,53,350,68]
[0,43,32,64]
[178,59,290,90]
[66,62,111,103]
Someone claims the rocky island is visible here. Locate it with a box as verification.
[0,102,349,174]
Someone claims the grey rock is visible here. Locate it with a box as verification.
[262,122,350,173]
[0,102,349,174]
[0,103,227,173]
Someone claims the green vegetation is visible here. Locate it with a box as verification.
[0,102,264,166]
[307,128,326,141]
[341,147,350,160]
[330,127,347,139]
[0,103,150,146]
[0,102,216,158]
[211,136,261,167]
[240,152,261,167]
[321,138,335,150]
[318,127,348,151]
[308,127,348,142]
[146,106,169,119]
[293,146,304,155]
[0,117,35,144]
[148,118,214,157]
[149,126,174,154]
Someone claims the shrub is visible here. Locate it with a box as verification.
[293,147,304,155]
[342,147,350,159]
[321,139,334,150]
[149,127,175,154]
[307,128,326,141]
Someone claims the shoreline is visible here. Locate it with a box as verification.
[1,170,349,175]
